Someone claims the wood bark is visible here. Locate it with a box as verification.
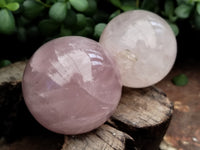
[109,87,173,150]
[0,61,173,150]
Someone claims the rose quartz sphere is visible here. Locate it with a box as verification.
[100,10,177,88]
[22,36,122,135]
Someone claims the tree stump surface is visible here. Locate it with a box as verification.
[0,61,173,150]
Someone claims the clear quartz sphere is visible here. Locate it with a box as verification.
[100,10,177,88]
[22,36,122,135]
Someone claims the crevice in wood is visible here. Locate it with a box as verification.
[109,116,172,150]
[125,138,138,150]
[95,132,117,150]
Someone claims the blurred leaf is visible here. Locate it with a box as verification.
[64,9,77,27]
[75,26,93,36]
[165,0,174,17]
[84,0,97,15]
[141,0,160,12]
[76,13,87,29]
[109,9,121,21]
[0,0,6,7]
[23,0,45,19]
[176,0,195,6]
[176,0,185,5]
[109,0,121,8]
[93,10,109,22]
[94,23,106,38]
[175,4,192,18]
[49,2,67,22]
[172,74,188,86]
[6,0,24,4]
[169,23,179,36]
[17,27,26,42]
[169,15,178,22]
[86,17,95,26]
[38,19,59,36]
[121,0,136,11]
[69,0,89,12]
[197,2,200,15]
[194,12,200,30]
[0,8,16,34]
[27,26,39,38]
[60,25,72,36]
[0,59,11,68]
[17,16,30,26]
[46,0,57,4]
[121,5,136,11]
[5,2,20,11]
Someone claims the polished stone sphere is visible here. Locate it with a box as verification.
[22,36,122,135]
[100,10,177,88]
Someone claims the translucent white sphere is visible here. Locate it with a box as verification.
[100,10,177,88]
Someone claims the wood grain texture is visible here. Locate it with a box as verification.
[62,125,135,150]
[0,61,26,83]
[109,87,173,150]
[112,87,172,127]
[0,61,173,150]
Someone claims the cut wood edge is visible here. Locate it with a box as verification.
[0,61,26,84]
[62,124,136,150]
[111,87,173,128]
[108,87,173,150]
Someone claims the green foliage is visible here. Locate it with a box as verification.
[0,0,6,7]
[175,4,193,18]
[0,0,20,11]
[38,19,59,36]
[5,2,19,11]
[196,2,200,14]
[60,25,72,36]
[64,9,77,27]
[109,10,121,21]
[141,0,160,12]
[94,23,106,39]
[194,12,200,29]
[17,26,26,42]
[169,23,179,36]
[109,0,137,11]
[69,0,89,12]
[0,8,16,34]
[172,74,189,86]
[22,0,45,19]
[84,0,97,15]
[109,0,122,8]
[0,59,12,68]
[0,0,200,46]
[165,0,174,18]
[76,13,87,29]
[49,2,67,22]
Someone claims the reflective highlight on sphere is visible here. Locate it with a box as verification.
[100,10,177,88]
[22,36,122,135]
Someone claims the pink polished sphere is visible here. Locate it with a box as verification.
[22,36,122,135]
[100,10,177,88]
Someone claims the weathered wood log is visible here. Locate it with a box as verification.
[0,61,26,83]
[62,125,135,150]
[0,61,173,150]
[109,87,173,150]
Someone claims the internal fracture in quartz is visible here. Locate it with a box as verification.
[100,10,177,88]
[22,36,122,135]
